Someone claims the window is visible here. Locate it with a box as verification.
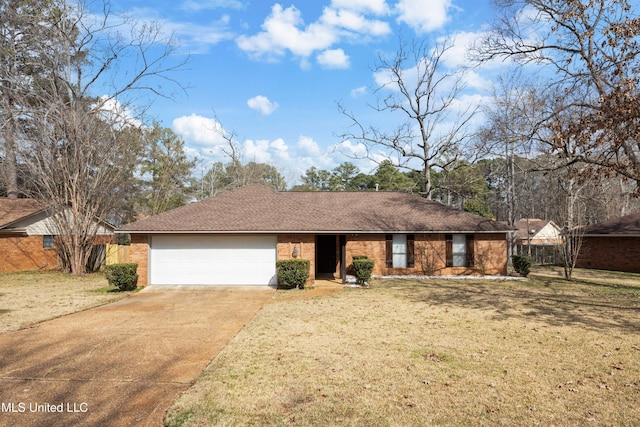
[445,234,474,267]
[385,234,414,268]
[43,235,55,249]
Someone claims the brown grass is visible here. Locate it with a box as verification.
[0,271,128,332]
[166,268,640,426]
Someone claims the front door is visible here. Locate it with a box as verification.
[316,235,337,276]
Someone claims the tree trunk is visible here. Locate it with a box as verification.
[424,165,432,199]
[2,104,19,199]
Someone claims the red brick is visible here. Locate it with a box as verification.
[129,234,150,286]
[0,235,58,273]
[577,236,640,273]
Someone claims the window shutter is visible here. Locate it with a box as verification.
[407,234,415,268]
[466,234,475,267]
[445,234,453,267]
[385,234,393,268]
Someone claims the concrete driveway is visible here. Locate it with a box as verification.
[0,286,274,427]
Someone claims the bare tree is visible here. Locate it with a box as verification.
[474,0,640,186]
[197,122,287,199]
[558,165,588,280]
[16,0,185,273]
[338,37,477,199]
[477,70,550,261]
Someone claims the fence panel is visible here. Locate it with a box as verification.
[106,244,131,265]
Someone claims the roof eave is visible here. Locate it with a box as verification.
[0,209,48,229]
[0,227,28,235]
[582,233,640,237]
[117,229,512,235]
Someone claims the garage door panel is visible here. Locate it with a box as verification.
[150,235,277,286]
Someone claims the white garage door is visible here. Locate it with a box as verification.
[150,235,277,285]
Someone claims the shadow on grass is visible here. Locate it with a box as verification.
[544,277,640,294]
[386,278,640,334]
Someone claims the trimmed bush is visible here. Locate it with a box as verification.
[276,259,310,289]
[105,263,139,291]
[352,256,374,286]
[512,255,532,277]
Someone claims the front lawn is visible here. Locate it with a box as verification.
[0,271,129,332]
[166,267,640,426]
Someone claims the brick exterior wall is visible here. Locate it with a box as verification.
[576,236,640,273]
[346,233,508,277]
[346,234,386,276]
[0,235,58,273]
[277,234,316,286]
[132,232,508,287]
[474,233,509,276]
[129,234,150,286]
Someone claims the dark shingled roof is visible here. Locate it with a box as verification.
[118,184,512,234]
[581,211,640,236]
[0,199,45,229]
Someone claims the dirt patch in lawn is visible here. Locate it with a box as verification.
[166,268,640,426]
[0,271,128,332]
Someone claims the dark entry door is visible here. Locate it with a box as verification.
[316,235,337,275]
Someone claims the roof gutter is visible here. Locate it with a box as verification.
[0,227,28,235]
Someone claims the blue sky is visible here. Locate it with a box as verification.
[107,0,499,184]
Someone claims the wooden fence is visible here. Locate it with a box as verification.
[106,244,131,265]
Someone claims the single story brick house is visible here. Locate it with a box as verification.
[576,211,640,273]
[117,184,512,287]
[0,198,114,273]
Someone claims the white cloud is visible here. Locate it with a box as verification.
[463,70,492,92]
[244,139,273,163]
[438,31,509,72]
[449,93,491,127]
[350,86,367,97]
[373,53,466,98]
[321,8,390,36]
[336,139,368,159]
[236,3,390,66]
[438,31,478,68]
[243,138,291,164]
[237,4,338,60]
[95,96,143,129]
[317,48,350,69]
[330,0,389,14]
[297,136,322,156]
[114,8,234,54]
[172,114,228,148]
[247,95,279,115]
[270,138,290,161]
[395,0,452,33]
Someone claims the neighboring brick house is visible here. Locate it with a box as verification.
[576,211,640,273]
[514,218,562,265]
[0,199,114,273]
[118,184,513,287]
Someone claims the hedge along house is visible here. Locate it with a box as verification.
[0,198,114,273]
[117,184,512,287]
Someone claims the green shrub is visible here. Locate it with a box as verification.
[105,263,138,291]
[352,257,374,286]
[276,259,310,289]
[512,255,532,277]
